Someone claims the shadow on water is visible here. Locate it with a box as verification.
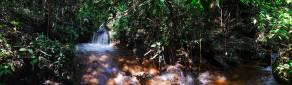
[74,23,278,85]
[196,65,278,85]
[74,24,194,84]
[74,48,279,85]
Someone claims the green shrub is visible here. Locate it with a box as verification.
[0,63,13,77]
[241,0,292,83]
[0,35,11,58]
[17,34,73,79]
[20,34,63,67]
[273,50,292,84]
[0,34,13,77]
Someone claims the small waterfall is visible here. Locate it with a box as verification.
[75,22,116,85]
[91,23,109,44]
[75,22,113,53]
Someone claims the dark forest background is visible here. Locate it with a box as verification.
[0,0,291,84]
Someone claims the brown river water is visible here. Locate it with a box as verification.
[74,43,279,85]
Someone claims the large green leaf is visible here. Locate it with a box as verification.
[19,48,27,51]
[191,0,204,11]
[269,29,289,40]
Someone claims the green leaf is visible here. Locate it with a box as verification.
[0,64,12,77]
[0,25,3,29]
[252,18,257,24]
[28,49,33,54]
[30,59,38,65]
[0,71,3,77]
[278,29,289,39]
[151,44,156,47]
[268,34,275,39]
[287,0,292,3]
[10,20,20,26]
[191,0,204,11]
[216,0,220,7]
[288,60,292,66]
[266,14,272,20]
[19,48,27,51]
[288,70,292,75]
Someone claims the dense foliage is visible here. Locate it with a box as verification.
[0,0,79,84]
[111,0,266,69]
[241,0,291,47]
[0,0,290,84]
[241,0,291,84]
[0,34,13,77]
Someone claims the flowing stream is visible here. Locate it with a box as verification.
[75,24,279,85]
[91,23,109,44]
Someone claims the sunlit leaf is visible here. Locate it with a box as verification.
[10,20,20,26]
[216,0,220,7]
[156,42,161,46]
[252,18,257,24]
[268,34,275,39]
[151,44,156,47]
[266,15,272,20]
[286,0,292,3]
[191,0,204,11]
[19,48,27,51]
[28,49,33,54]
